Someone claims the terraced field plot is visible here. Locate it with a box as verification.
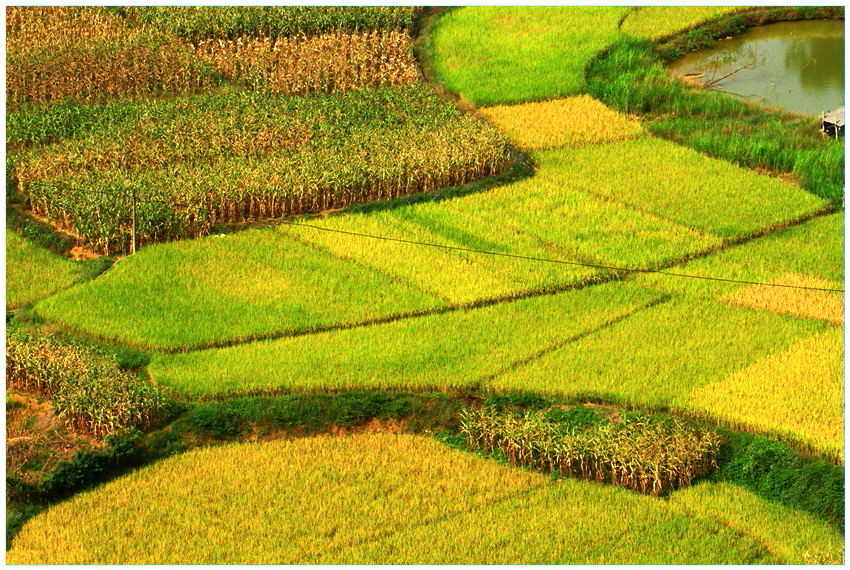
[149,282,664,396]
[537,138,828,237]
[8,434,841,565]
[6,229,83,310]
[431,7,626,105]
[478,95,645,151]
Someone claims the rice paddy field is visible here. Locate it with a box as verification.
[7,434,843,565]
[6,5,845,565]
[5,229,83,310]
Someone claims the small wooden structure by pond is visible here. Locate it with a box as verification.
[821,107,844,138]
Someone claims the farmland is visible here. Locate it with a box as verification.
[7,433,842,565]
[6,229,83,310]
[5,5,845,565]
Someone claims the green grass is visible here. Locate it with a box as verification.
[11,432,838,564]
[36,228,444,349]
[149,282,663,397]
[430,7,626,105]
[620,7,747,40]
[6,228,84,310]
[491,297,827,409]
[671,482,844,564]
[538,138,828,237]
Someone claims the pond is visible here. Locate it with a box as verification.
[668,19,844,116]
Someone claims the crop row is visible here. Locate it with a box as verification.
[620,6,749,40]
[5,329,170,437]
[193,31,419,96]
[15,86,510,253]
[462,407,720,496]
[124,6,419,42]
[9,433,840,564]
[7,6,419,109]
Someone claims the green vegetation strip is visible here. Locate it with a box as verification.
[10,432,841,564]
[6,229,84,311]
[148,282,663,396]
[430,7,626,105]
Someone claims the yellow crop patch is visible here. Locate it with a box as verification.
[721,272,843,325]
[688,329,843,460]
[479,95,645,151]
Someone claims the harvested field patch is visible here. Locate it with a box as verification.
[479,96,645,151]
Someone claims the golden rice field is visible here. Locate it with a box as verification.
[687,329,843,459]
[722,273,843,325]
[633,214,844,310]
[478,95,645,151]
[490,297,829,445]
[670,482,844,565]
[620,6,748,40]
[8,434,841,565]
[6,229,83,311]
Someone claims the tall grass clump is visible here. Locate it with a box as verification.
[461,407,720,496]
[586,36,844,202]
[6,329,171,437]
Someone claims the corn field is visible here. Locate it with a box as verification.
[461,407,720,496]
[14,87,510,255]
[194,31,420,95]
[126,6,419,43]
[6,7,214,110]
[6,330,171,437]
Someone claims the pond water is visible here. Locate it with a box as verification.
[668,20,844,116]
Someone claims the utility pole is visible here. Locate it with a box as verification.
[130,186,137,255]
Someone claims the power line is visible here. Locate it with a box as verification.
[280,221,845,294]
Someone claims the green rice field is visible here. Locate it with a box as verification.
[6,228,83,310]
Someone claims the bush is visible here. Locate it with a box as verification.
[717,433,844,529]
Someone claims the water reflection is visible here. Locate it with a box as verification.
[668,20,844,115]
